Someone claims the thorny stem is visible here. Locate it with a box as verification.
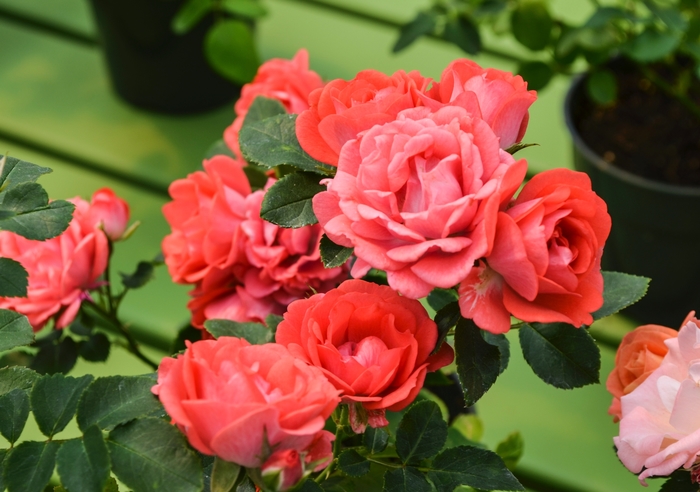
[317,406,349,482]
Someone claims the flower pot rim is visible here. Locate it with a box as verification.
[564,73,700,197]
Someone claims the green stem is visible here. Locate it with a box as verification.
[637,63,700,122]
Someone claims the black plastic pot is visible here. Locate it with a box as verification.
[565,74,700,327]
[88,0,240,114]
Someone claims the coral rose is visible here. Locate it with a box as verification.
[0,194,114,330]
[80,188,130,241]
[614,315,700,484]
[224,49,324,160]
[162,155,348,328]
[607,320,684,422]
[296,69,432,165]
[313,106,526,299]
[275,279,454,432]
[459,169,611,334]
[152,337,340,469]
[424,59,537,149]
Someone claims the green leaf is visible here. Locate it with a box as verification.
[79,333,111,362]
[0,449,7,492]
[383,467,432,492]
[297,479,323,492]
[239,113,336,175]
[2,182,48,214]
[454,318,503,406]
[660,470,697,491]
[243,165,270,191]
[593,271,650,320]
[644,2,687,32]
[395,400,447,464]
[587,69,617,105]
[0,388,29,444]
[120,261,155,289]
[172,0,211,34]
[0,157,51,192]
[0,199,74,241]
[4,441,60,492]
[393,11,438,53]
[260,172,325,228]
[338,450,370,477]
[265,314,283,334]
[222,0,267,19]
[31,374,93,437]
[56,426,110,492]
[205,19,259,84]
[496,432,524,470]
[432,301,460,356]
[427,446,524,492]
[450,414,483,442]
[511,2,553,51]
[624,29,681,62]
[443,15,481,55]
[242,96,287,126]
[203,319,272,344]
[107,418,203,492]
[0,366,38,396]
[211,457,241,492]
[584,7,634,29]
[236,476,256,492]
[519,322,600,389]
[320,235,353,268]
[30,336,79,375]
[483,332,510,375]
[104,477,120,492]
[505,142,539,155]
[0,257,28,297]
[517,61,554,91]
[427,288,458,313]
[364,426,389,454]
[76,375,162,432]
[205,139,236,160]
[0,309,33,351]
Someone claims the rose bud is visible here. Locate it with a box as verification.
[84,188,130,241]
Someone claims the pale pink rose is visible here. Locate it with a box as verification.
[424,59,537,149]
[80,188,130,241]
[312,106,527,299]
[0,196,110,330]
[162,155,251,284]
[459,169,611,334]
[276,279,454,432]
[224,49,324,160]
[296,69,432,166]
[615,315,700,484]
[152,337,340,468]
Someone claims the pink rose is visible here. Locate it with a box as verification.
[607,322,682,422]
[261,450,303,491]
[80,188,130,241]
[459,169,611,334]
[424,59,537,149]
[0,196,111,330]
[276,279,454,432]
[313,106,526,299]
[296,69,432,166]
[162,155,348,328]
[615,315,700,484]
[152,337,340,469]
[224,49,324,160]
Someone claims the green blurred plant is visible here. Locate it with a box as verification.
[394,0,700,116]
[172,0,267,84]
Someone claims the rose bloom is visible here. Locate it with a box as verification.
[607,320,685,422]
[313,106,526,299]
[296,69,432,166]
[423,59,537,149]
[615,315,700,484]
[459,169,611,334]
[162,155,348,328]
[224,49,324,160]
[0,190,122,330]
[276,279,454,432]
[152,337,339,469]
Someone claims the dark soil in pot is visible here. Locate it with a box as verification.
[566,59,700,327]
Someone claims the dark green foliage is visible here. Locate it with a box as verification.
[338,450,370,477]
[320,235,353,269]
[587,69,618,105]
[443,15,481,54]
[204,319,272,344]
[205,20,259,84]
[0,366,39,395]
[593,271,650,320]
[427,289,458,313]
[364,426,389,454]
[260,172,326,228]
[393,11,438,52]
[4,441,60,492]
[0,388,30,444]
[30,336,79,375]
[395,400,447,464]
[383,467,432,492]
[210,458,241,492]
[79,333,111,362]
[0,309,33,352]
[432,301,459,356]
[0,258,28,297]
[454,318,505,406]
[517,61,554,91]
[427,446,524,491]
[511,2,553,51]
[120,261,155,289]
[31,374,94,437]
[56,426,111,492]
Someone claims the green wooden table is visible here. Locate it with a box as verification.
[0,1,656,490]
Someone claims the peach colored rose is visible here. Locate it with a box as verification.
[312,106,526,299]
[80,188,130,241]
[424,59,537,149]
[224,49,324,160]
[459,169,611,334]
[296,69,432,166]
[607,322,682,422]
[0,195,112,330]
[615,315,700,484]
[276,279,454,432]
[152,337,340,469]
